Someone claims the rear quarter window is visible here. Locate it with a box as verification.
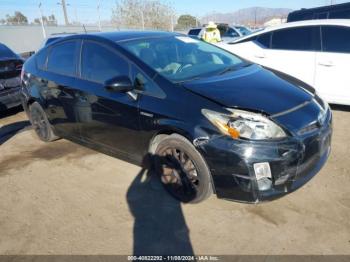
[36,49,48,70]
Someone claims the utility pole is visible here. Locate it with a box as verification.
[61,0,69,25]
[140,10,145,30]
[38,2,46,39]
[97,0,102,31]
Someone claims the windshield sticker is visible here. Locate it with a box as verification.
[176,36,199,43]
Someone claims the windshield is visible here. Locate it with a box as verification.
[119,36,244,82]
[235,26,252,36]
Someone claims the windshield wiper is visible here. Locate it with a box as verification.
[219,62,251,75]
[218,65,238,75]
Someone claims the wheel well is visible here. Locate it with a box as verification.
[148,130,192,154]
[148,130,217,195]
[26,98,36,108]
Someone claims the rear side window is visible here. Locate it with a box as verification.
[322,26,350,53]
[47,41,78,76]
[81,41,129,83]
[271,26,320,51]
[256,33,271,48]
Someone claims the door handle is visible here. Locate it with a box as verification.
[254,53,266,59]
[318,61,334,67]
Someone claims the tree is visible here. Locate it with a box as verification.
[176,14,199,30]
[33,14,57,26]
[5,11,28,25]
[112,0,175,31]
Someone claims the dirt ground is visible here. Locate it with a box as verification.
[0,106,349,255]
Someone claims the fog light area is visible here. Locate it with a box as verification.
[253,162,272,191]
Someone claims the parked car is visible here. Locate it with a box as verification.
[188,24,243,42]
[232,25,252,36]
[0,42,24,111]
[21,31,332,203]
[218,19,350,106]
[287,2,350,22]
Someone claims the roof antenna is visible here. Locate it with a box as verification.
[82,24,87,33]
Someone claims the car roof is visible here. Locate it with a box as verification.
[45,31,181,47]
[234,19,350,42]
[90,30,180,42]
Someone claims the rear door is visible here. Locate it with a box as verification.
[314,25,350,105]
[42,39,81,138]
[265,26,320,87]
[76,40,142,161]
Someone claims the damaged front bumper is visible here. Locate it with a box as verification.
[196,109,332,203]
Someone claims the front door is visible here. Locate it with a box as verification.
[76,40,142,162]
[265,26,320,87]
[315,25,350,105]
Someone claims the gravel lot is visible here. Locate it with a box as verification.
[0,106,349,255]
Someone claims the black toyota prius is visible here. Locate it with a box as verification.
[20,31,332,203]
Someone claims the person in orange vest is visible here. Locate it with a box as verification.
[202,21,221,43]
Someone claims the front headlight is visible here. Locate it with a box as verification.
[202,108,287,140]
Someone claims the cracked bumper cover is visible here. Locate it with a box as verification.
[196,110,332,203]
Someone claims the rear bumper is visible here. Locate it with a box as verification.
[0,86,22,110]
[198,110,332,203]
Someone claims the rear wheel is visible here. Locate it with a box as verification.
[154,134,213,203]
[29,102,59,142]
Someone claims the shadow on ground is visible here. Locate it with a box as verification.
[330,104,350,112]
[0,105,23,119]
[127,167,194,256]
[0,120,31,145]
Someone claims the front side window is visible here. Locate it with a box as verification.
[47,41,78,76]
[322,26,350,53]
[271,26,320,51]
[120,36,244,82]
[81,41,129,83]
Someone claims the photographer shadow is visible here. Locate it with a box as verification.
[126,158,194,256]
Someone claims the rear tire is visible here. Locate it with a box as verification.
[153,134,213,204]
[29,102,59,142]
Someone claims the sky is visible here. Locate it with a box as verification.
[0,0,348,24]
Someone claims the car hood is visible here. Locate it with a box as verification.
[183,64,314,115]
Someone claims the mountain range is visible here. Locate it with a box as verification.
[201,7,293,26]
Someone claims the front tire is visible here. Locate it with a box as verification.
[154,134,213,203]
[29,102,59,142]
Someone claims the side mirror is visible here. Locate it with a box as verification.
[104,76,134,93]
